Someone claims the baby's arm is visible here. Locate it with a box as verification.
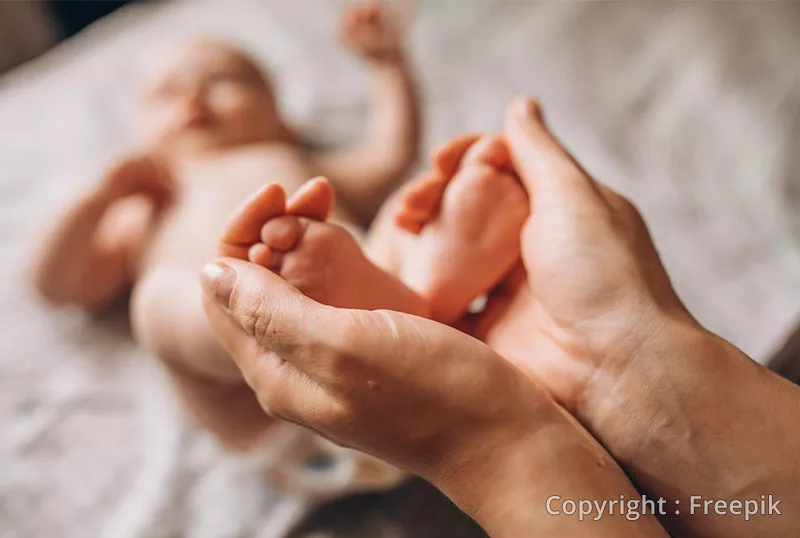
[32,156,171,307]
[311,1,420,225]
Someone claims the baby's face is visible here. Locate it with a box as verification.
[140,40,283,155]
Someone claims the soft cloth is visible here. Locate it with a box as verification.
[2,1,799,537]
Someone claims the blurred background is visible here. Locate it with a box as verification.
[1,1,799,537]
[0,1,132,74]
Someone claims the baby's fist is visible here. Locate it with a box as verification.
[340,1,406,63]
[99,154,173,203]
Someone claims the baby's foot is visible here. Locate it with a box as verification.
[219,177,426,315]
[393,134,529,323]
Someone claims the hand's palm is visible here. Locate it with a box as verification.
[480,181,684,410]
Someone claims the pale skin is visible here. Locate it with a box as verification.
[202,97,800,537]
[31,1,423,453]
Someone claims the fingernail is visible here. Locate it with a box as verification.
[200,262,237,306]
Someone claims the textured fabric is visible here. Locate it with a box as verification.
[2,1,799,537]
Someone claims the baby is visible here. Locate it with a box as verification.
[33,0,529,498]
[214,137,530,498]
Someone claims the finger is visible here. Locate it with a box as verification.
[432,133,482,178]
[200,258,493,401]
[220,183,286,248]
[200,292,335,424]
[134,156,171,193]
[363,1,381,24]
[247,242,274,268]
[339,7,360,44]
[200,258,352,382]
[503,97,606,210]
[251,357,340,426]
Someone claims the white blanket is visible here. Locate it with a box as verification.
[2,1,799,536]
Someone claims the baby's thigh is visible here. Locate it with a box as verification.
[132,267,280,449]
[132,266,240,382]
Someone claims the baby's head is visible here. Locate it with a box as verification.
[139,38,287,155]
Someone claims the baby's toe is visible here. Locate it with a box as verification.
[261,216,305,253]
[394,170,447,234]
[432,133,481,178]
[248,243,275,268]
[462,134,513,172]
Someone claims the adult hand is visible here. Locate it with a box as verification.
[200,259,546,479]
[200,260,667,538]
[472,97,691,411]
[476,97,800,538]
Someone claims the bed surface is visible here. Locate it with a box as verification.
[2,1,799,536]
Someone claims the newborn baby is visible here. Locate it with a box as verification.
[213,135,529,498]
[33,0,529,499]
[33,2,425,496]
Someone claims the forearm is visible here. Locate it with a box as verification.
[430,412,669,537]
[581,315,800,537]
[32,186,124,305]
[326,59,421,223]
[364,58,420,177]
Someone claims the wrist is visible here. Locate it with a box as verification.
[434,411,664,537]
[576,312,800,537]
[431,420,564,534]
[422,379,564,513]
[577,311,708,456]
[366,53,409,71]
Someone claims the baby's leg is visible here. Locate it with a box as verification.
[132,269,277,451]
[219,177,428,317]
[368,134,529,324]
[217,178,425,495]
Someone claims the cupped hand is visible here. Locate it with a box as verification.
[199,258,672,538]
[475,98,696,412]
[199,258,559,486]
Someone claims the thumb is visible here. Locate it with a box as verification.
[503,97,605,210]
[199,258,467,389]
[200,258,347,381]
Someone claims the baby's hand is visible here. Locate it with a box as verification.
[98,154,174,203]
[339,1,407,64]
